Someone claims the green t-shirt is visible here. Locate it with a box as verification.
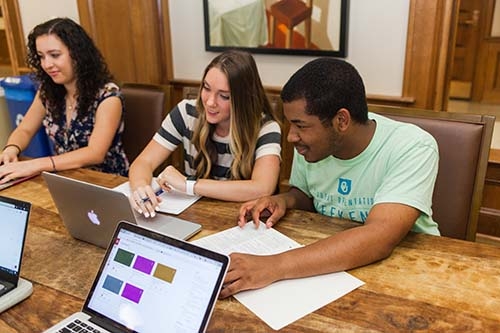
[289,112,440,235]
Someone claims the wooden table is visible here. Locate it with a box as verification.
[1,169,500,332]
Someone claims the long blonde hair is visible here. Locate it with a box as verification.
[192,50,279,180]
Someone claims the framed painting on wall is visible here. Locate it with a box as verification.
[203,0,349,57]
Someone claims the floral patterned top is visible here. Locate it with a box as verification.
[42,82,129,176]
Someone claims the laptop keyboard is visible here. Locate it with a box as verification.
[57,319,102,333]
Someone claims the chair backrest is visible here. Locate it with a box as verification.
[369,105,495,241]
[121,83,166,163]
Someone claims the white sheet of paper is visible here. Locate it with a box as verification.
[113,179,201,215]
[192,222,365,330]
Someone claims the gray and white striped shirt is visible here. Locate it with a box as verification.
[153,99,281,180]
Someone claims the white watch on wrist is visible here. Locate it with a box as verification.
[185,176,197,196]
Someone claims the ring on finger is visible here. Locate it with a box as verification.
[135,197,147,204]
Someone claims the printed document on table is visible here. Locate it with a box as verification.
[192,222,365,330]
[113,178,201,215]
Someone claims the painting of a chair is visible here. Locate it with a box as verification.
[269,0,313,49]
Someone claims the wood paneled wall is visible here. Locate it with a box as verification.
[0,0,29,74]
[478,150,500,238]
[76,0,458,110]
[77,0,172,85]
[481,43,500,103]
[471,0,500,103]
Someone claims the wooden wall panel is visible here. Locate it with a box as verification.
[1,0,28,74]
[470,0,496,102]
[77,0,171,85]
[403,0,457,110]
[477,152,500,238]
[482,42,500,103]
[76,0,457,110]
[127,1,164,83]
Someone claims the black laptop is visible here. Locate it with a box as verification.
[0,195,30,297]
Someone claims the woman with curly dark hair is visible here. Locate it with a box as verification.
[0,17,129,182]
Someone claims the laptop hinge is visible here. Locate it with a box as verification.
[89,315,125,333]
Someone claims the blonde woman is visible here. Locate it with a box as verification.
[129,50,281,217]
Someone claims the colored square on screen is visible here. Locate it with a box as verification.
[154,263,177,283]
[122,283,143,303]
[114,248,135,266]
[133,255,155,275]
[102,275,123,294]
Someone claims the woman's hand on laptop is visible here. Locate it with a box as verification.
[0,159,39,184]
[130,185,163,218]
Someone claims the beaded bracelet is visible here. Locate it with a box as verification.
[49,156,57,172]
[3,144,21,156]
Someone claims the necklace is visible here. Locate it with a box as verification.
[66,98,76,111]
[65,96,77,127]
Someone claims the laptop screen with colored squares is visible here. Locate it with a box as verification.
[43,221,229,333]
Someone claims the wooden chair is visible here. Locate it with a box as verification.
[369,105,495,241]
[269,0,313,49]
[121,83,167,164]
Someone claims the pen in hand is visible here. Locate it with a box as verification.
[142,188,164,203]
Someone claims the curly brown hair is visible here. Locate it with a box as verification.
[26,17,113,122]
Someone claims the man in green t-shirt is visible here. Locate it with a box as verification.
[219,58,440,299]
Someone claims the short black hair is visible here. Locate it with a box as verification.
[281,58,368,124]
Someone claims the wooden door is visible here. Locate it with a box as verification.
[449,0,482,99]
[77,0,173,85]
[481,43,500,102]
[475,0,500,103]
[0,0,29,76]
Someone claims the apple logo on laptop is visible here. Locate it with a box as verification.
[87,210,101,225]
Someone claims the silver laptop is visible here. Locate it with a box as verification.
[0,195,30,296]
[44,221,229,333]
[42,172,201,248]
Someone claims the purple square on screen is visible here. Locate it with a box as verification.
[133,255,155,275]
[122,283,143,303]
